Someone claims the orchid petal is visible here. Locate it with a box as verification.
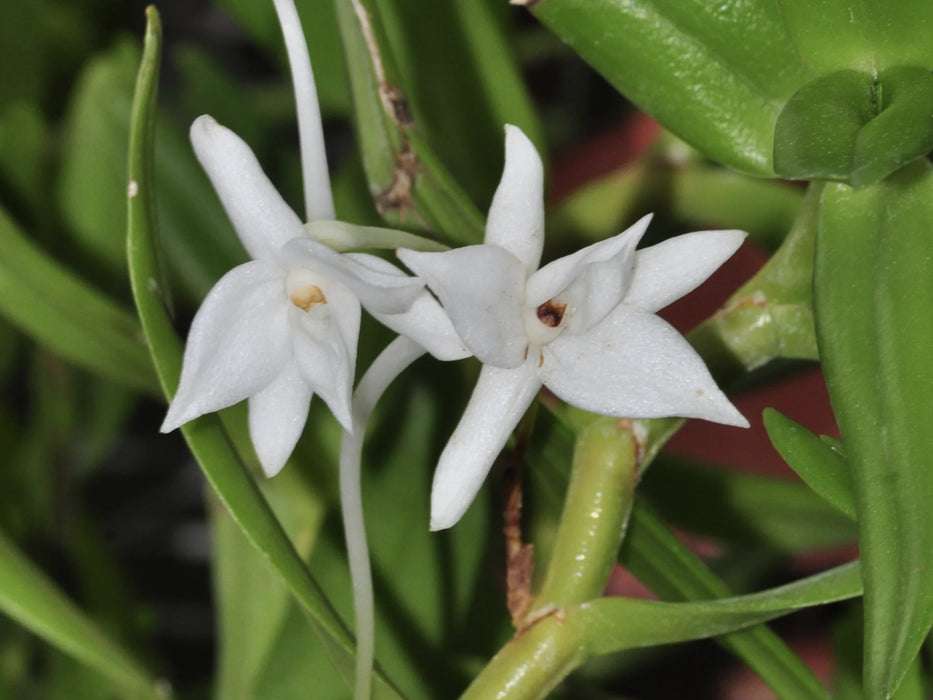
[526,215,652,335]
[371,291,471,361]
[398,245,528,368]
[626,230,747,312]
[484,125,544,273]
[430,360,541,530]
[290,283,360,430]
[282,239,422,315]
[162,263,291,431]
[272,0,335,221]
[247,363,313,477]
[190,115,306,261]
[540,306,748,427]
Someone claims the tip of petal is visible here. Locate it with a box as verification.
[190,114,222,149]
[700,399,750,429]
[429,508,456,532]
[257,452,289,479]
[429,466,475,532]
[160,401,194,434]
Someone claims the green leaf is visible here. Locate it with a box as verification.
[211,469,327,700]
[125,10,403,697]
[832,608,927,700]
[581,560,862,655]
[774,67,933,187]
[0,204,158,394]
[776,0,933,74]
[622,503,835,700]
[335,0,485,245]
[814,161,933,697]
[530,0,809,175]
[0,527,163,698]
[763,408,856,520]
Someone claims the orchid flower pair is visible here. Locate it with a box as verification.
[161,5,749,529]
[161,0,747,696]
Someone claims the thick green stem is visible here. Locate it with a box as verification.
[533,418,638,610]
[460,612,588,700]
[461,418,637,699]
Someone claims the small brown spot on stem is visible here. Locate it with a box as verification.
[536,300,567,328]
[384,84,413,127]
[375,141,420,216]
[290,284,327,312]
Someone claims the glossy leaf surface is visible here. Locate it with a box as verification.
[530,0,808,175]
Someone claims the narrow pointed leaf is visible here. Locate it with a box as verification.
[582,560,862,655]
[622,503,834,700]
[126,10,403,697]
[763,408,856,520]
[815,162,933,698]
[0,204,158,394]
[0,527,163,699]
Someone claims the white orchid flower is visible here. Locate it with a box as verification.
[161,0,465,478]
[399,125,750,531]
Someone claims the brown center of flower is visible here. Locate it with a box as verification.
[290,284,327,312]
[536,300,567,328]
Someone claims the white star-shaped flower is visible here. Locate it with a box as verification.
[399,126,749,530]
[161,1,465,477]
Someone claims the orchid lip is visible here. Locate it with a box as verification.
[523,297,568,347]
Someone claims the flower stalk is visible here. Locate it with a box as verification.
[532,417,640,612]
